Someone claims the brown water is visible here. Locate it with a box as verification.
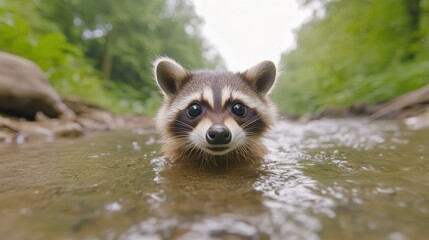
[0,119,428,240]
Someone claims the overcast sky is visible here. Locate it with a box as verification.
[192,0,313,71]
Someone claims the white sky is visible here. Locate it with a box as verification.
[192,0,312,71]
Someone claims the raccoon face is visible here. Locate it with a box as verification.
[154,57,277,161]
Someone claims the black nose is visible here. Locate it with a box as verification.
[206,124,232,145]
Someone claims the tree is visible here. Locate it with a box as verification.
[41,0,224,93]
[1,0,224,113]
[273,0,429,115]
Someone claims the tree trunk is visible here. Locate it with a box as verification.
[402,0,422,60]
[101,25,116,81]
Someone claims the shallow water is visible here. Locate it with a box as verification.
[0,119,428,240]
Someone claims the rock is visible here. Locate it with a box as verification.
[0,116,19,133]
[52,122,84,138]
[0,131,12,143]
[0,51,75,119]
[76,110,120,131]
[404,108,429,130]
[62,95,106,114]
[0,117,54,144]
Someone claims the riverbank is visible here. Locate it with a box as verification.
[300,84,429,130]
[0,96,153,144]
[0,52,153,144]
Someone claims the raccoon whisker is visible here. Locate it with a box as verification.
[229,115,261,138]
[233,146,244,162]
[176,122,193,130]
[211,156,218,166]
[172,120,195,130]
[180,145,200,162]
[167,139,192,151]
[201,157,208,169]
[191,134,207,144]
[186,145,204,159]
[235,143,255,163]
[170,134,189,139]
[242,128,266,136]
[200,152,214,169]
[240,147,251,162]
[202,151,211,164]
[203,159,211,169]
[169,130,191,136]
[242,126,264,132]
[200,156,207,169]
[242,122,268,133]
[243,123,266,131]
[239,114,260,128]
[200,150,216,168]
[170,139,194,152]
[246,141,265,163]
[240,115,262,129]
[182,144,195,153]
[182,146,210,168]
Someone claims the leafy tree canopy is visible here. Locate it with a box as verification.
[0,0,224,114]
[274,0,429,115]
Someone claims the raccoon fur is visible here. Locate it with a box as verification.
[153,57,277,167]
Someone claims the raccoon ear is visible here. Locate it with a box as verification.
[241,61,276,95]
[153,57,189,96]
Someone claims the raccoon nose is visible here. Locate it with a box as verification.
[206,124,231,145]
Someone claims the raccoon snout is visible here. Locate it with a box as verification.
[206,124,232,145]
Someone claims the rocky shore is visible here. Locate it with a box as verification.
[0,52,152,144]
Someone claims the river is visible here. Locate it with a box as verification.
[0,119,428,239]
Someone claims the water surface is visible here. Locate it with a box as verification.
[0,119,428,239]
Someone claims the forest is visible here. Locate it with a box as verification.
[0,0,224,115]
[274,0,429,115]
[1,0,428,116]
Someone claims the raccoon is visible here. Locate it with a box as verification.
[153,57,277,167]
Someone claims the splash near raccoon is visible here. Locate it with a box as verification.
[153,57,278,167]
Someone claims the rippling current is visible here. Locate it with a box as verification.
[0,119,428,239]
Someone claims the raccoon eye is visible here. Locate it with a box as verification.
[187,103,202,118]
[231,102,247,117]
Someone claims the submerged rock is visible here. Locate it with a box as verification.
[404,108,429,130]
[0,51,74,119]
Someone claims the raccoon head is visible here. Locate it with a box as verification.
[154,57,277,165]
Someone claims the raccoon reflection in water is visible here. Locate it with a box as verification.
[153,57,278,167]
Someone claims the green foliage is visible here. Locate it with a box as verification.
[40,0,224,92]
[0,0,224,115]
[274,0,429,115]
[0,0,116,110]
